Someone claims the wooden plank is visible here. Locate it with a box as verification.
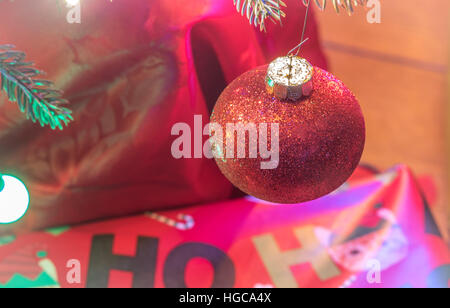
[324,49,448,236]
[315,0,450,67]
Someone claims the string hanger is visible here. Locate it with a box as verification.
[288,0,312,56]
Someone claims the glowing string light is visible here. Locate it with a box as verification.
[65,0,113,6]
[0,174,30,224]
[65,0,80,6]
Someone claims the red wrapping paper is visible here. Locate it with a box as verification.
[0,165,447,288]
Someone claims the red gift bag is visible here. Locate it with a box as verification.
[0,165,447,288]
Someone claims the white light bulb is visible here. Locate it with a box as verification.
[66,0,80,7]
[0,175,30,224]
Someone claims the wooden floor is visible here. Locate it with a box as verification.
[314,1,449,237]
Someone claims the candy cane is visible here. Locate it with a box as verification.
[146,212,195,231]
[339,275,357,288]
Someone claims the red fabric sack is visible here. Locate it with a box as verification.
[0,0,328,233]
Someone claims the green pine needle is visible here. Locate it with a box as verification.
[233,0,287,32]
[302,0,368,15]
[0,44,73,130]
[233,0,369,30]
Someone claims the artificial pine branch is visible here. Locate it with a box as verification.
[233,0,287,32]
[0,45,73,130]
[304,0,368,15]
[234,0,368,31]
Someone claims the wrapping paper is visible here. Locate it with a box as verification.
[0,0,327,233]
[0,165,447,288]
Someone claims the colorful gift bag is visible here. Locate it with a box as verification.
[0,165,447,288]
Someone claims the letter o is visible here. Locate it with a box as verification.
[163,242,235,288]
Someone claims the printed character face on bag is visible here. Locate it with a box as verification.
[316,208,408,272]
[0,0,327,232]
[327,226,408,272]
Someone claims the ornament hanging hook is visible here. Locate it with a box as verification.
[287,38,310,56]
[288,0,312,56]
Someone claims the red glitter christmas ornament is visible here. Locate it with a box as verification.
[210,56,365,204]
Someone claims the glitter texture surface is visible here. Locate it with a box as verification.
[211,65,365,204]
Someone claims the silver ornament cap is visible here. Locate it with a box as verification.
[265,55,313,101]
